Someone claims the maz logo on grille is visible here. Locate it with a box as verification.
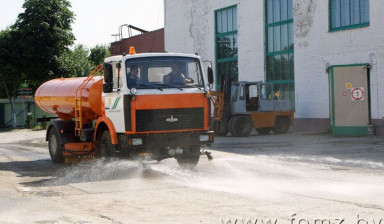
[135,108,204,132]
[165,115,179,123]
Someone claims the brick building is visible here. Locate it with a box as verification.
[110,28,164,56]
[164,0,384,135]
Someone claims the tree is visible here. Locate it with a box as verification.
[0,29,21,97]
[0,29,23,127]
[58,45,92,77]
[90,45,111,66]
[11,0,75,87]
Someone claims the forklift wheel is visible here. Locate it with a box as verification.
[229,115,253,137]
[272,117,290,134]
[211,120,228,136]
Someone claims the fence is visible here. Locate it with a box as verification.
[0,98,51,128]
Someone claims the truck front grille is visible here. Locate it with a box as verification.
[135,108,204,132]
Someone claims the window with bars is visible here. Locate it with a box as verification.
[215,6,238,90]
[266,0,295,109]
[330,0,369,31]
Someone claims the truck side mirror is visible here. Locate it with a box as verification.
[207,66,214,85]
[103,63,113,93]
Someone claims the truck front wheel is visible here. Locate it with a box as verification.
[48,128,64,163]
[176,145,200,169]
[272,117,290,134]
[98,130,116,158]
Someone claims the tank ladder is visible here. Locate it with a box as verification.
[74,64,103,137]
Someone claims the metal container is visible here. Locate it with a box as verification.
[34,77,104,120]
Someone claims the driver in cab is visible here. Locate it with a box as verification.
[163,62,186,85]
[127,65,139,86]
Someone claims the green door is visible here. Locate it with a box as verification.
[330,65,370,136]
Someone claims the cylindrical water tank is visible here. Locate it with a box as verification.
[34,76,104,120]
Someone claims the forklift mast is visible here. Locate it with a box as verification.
[220,74,232,125]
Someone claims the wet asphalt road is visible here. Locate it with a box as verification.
[0,130,383,224]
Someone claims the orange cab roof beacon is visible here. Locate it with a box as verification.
[129,46,136,55]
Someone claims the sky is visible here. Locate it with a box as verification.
[0,0,164,48]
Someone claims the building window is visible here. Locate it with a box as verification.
[215,6,238,90]
[266,0,295,108]
[330,0,369,31]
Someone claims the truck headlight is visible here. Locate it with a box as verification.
[199,135,209,142]
[130,88,137,95]
[132,138,143,145]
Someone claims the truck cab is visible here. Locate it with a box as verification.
[99,52,214,167]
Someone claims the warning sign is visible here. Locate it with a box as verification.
[351,87,364,101]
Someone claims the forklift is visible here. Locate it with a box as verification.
[209,75,294,137]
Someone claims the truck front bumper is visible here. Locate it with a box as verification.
[118,131,214,150]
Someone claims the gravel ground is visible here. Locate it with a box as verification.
[0,129,383,224]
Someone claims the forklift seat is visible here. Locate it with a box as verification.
[247,97,259,111]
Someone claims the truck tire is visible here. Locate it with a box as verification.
[272,117,289,134]
[48,128,64,163]
[98,130,116,158]
[229,115,253,137]
[256,127,272,135]
[176,145,200,169]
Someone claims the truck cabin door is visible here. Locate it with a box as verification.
[259,84,274,112]
[103,62,125,133]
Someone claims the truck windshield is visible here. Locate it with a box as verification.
[125,56,204,89]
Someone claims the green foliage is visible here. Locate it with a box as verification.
[32,125,44,131]
[59,45,92,77]
[0,0,112,98]
[0,29,22,98]
[11,0,75,87]
[25,113,34,128]
[90,45,111,66]
[41,115,48,129]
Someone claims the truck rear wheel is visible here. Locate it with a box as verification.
[176,145,200,169]
[256,127,272,135]
[48,128,64,163]
[272,117,289,134]
[98,130,116,158]
[229,115,253,137]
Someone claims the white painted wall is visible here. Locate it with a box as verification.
[164,0,384,120]
[164,0,265,86]
[294,0,384,120]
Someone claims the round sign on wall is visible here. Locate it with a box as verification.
[351,87,364,101]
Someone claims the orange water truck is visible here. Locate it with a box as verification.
[35,48,214,168]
